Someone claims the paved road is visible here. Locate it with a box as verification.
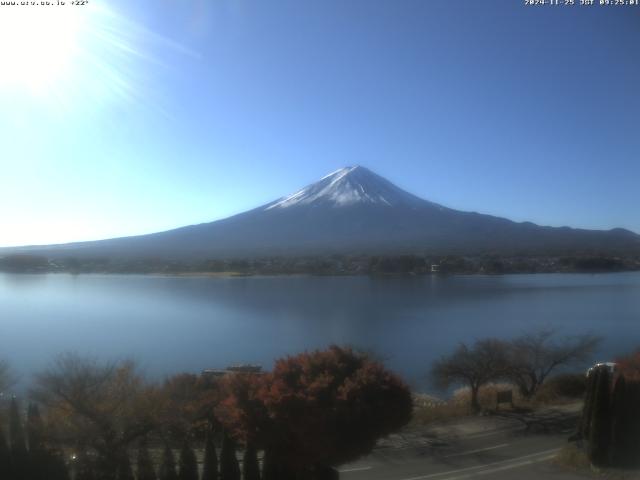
[338,409,590,480]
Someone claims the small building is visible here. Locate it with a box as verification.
[227,364,263,374]
[201,364,263,379]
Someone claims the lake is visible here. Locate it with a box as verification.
[1,272,639,391]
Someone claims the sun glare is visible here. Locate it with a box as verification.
[0,2,188,110]
[0,5,83,92]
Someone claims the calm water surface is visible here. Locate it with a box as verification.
[1,272,639,389]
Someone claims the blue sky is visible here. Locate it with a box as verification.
[0,0,638,247]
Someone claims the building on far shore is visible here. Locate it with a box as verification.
[201,364,263,378]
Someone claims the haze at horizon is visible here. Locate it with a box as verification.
[1,0,639,247]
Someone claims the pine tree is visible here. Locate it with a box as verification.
[605,375,640,467]
[9,397,28,480]
[115,450,135,480]
[219,432,240,480]
[622,380,640,467]
[260,451,294,480]
[75,449,97,480]
[261,449,277,480]
[242,443,260,480]
[25,404,68,480]
[579,368,598,438]
[26,404,44,452]
[178,440,198,480]
[588,367,612,466]
[9,398,26,452]
[136,440,157,480]
[27,403,47,480]
[47,449,71,480]
[201,430,218,480]
[0,423,11,480]
[158,444,178,480]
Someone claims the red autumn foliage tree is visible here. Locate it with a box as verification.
[216,373,269,446]
[616,350,640,381]
[160,373,222,436]
[258,346,412,473]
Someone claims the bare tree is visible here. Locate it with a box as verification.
[431,339,510,412]
[506,329,600,398]
[31,353,162,480]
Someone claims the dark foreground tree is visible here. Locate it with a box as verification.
[115,451,135,480]
[578,366,599,439]
[609,350,640,466]
[431,339,509,412]
[621,380,640,466]
[178,440,198,480]
[259,346,412,475]
[158,444,178,480]
[219,432,240,480]
[75,448,97,480]
[201,430,218,480]
[261,449,277,480]
[136,440,157,480]
[610,375,629,466]
[507,330,600,398]
[261,449,295,480]
[47,449,71,480]
[242,443,260,480]
[27,403,45,452]
[9,397,29,480]
[261,449,297,480]
[0,422,10,480]
[27,403,48,480]
[587,366,611,466]
[579,356,640,468]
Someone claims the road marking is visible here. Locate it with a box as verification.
[462,426,523,440]
[399,447,560,480]
[377,430,518,455]
[439,453,557,480]
[443,443,510,458]
[338,466,373,473]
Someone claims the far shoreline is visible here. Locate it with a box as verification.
[1,251,639,277]
[1,269,639,278]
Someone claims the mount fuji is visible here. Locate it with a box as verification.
[5,166,640,259]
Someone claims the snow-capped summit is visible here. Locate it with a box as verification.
[265,165,429,210]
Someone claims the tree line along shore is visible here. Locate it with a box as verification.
[1,253,638,275]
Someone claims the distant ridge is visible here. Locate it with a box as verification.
[3,166,640,259]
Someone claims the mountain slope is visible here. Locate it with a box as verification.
[4,166,640,259]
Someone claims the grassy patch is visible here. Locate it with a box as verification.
[554,444,591,471]
[411,402,470,426]
[555,444,640,479]
[411,381,585,427]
